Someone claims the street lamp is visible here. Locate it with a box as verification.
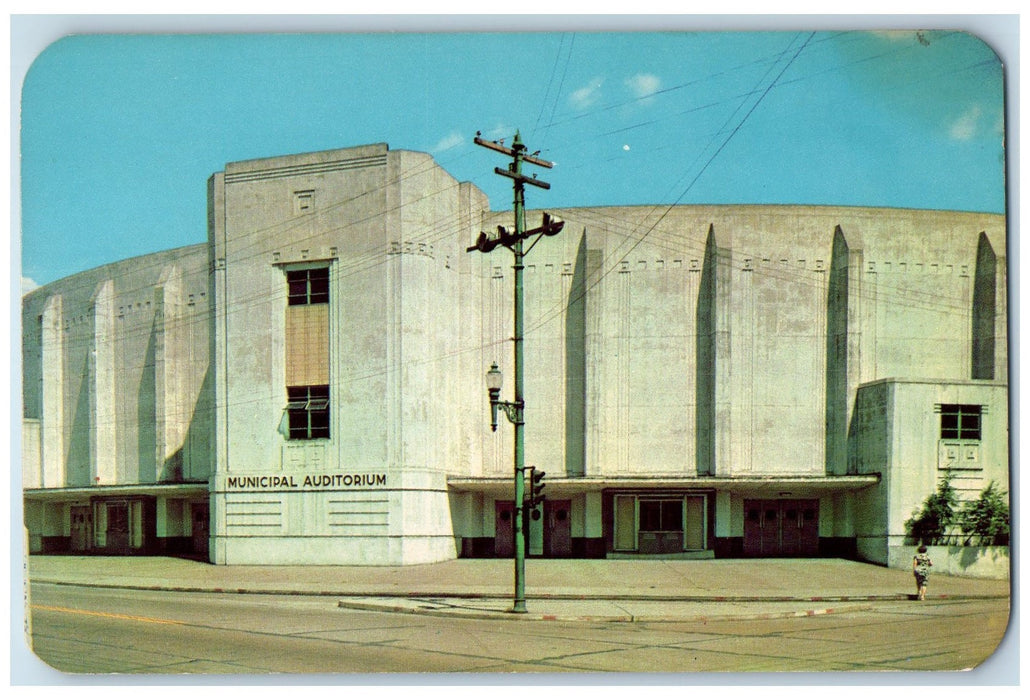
[486,362,518,433]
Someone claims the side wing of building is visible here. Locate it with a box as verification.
[23,244,213,555]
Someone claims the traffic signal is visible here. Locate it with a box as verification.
[527,467,546,509]
[540,213,564,236]
[466,225,515,253]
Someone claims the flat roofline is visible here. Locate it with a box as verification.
[223,142,389,174]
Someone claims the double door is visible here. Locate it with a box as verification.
[743,499,819,556]
[494,500,572,558]
[70,506,92,552]
[613,494,707,554]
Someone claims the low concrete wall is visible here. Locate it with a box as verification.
[888,544,1010,580]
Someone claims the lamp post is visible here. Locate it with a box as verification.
[484,360,526,612]
[470,131,563,614]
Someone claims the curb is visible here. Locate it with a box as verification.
[30,578,1006,604]
[335,598,877,623]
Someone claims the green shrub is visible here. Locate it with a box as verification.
[905,476,958,545]
[959,481,1010,546]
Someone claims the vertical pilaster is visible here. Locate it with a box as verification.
[697,224,733,476]
[825,225,865,476]
[994,248,1008,382]
[564,230,588,477]
[385,157,403,471]
[89,280,117,484]
[825,227,849,475]
[583,235,604,477]
[155,265,186,481]
[972,231,998,380]
[616,256,631,472]
[845,240,865,474]
[208,171,228,564]
[40,294,65,488]
[713,225,733,476]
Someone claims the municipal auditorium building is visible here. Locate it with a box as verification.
[22,143,1008,571]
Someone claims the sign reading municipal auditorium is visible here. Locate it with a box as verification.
[224,473,388,489]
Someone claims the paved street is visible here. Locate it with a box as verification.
[26,581,1010,675]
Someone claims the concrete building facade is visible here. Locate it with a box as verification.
[23,143,1009,569]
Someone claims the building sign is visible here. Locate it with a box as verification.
[225,473,387,489]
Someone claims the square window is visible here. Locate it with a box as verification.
[287,267,330,306]
[940,404,982,441]
[286,385,330,440]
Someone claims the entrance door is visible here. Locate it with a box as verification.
[684,495,707,550]
[780,501,806,556]
[614,495,636,551]
[191,502,209,556]
[744,499,819,556]
[105,502,130,553]
[494,501,515,558]
[544,500,572,557]
[70,506,92,552]
[799,501,819,554]
[638,499,684,554]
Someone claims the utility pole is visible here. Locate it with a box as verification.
[470,131,563,613]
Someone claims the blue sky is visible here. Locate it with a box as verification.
[18,26,1007,288]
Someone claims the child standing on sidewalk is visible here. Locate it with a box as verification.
[913,544,933,600]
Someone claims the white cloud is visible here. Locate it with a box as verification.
[625,73,661,99]
[22,276,40,294]
[569,78,604,110]
[430,131,465,153]
[950,106,983,141]
[485,124,515,141]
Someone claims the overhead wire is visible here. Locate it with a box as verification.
[23,30,1005,437]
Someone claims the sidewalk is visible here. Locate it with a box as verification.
[26,555,1011,623]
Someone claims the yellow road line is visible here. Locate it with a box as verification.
[31,604,185,626]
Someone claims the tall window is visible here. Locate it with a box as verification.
[287,267,329,306]
[286,385,330,439]
[940,404,982,440]
[284,265,330,440]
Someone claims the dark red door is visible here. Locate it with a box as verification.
[799,501,819,555]
[744,501,763,556]
[106,502,130,553]
[70,506,92,552]
[494,501,514,558]
[192,502,209,556]
[781,500,802,556]
[544,500,572,557]
[760,502,781,555]
[744,499,819,556]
